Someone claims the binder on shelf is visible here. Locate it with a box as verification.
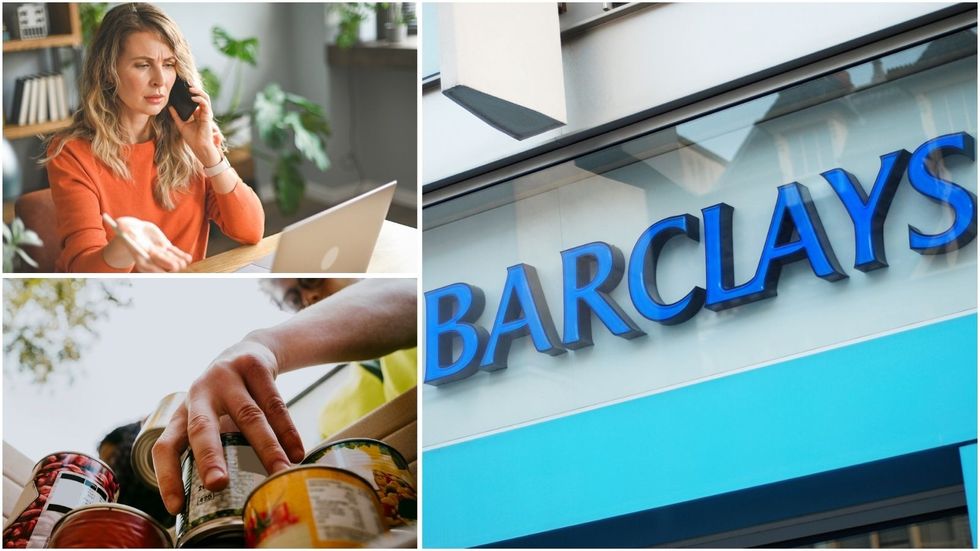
[27,75,41,125]
[55,74,69,121]
[47,74,59,122]
[18,78,34,126]
[10,77,26,125]
[36,75,48,124]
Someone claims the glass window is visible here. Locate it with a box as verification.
[795,510,972,548]
[422,28,978,448]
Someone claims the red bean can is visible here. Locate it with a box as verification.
[1,451,119,549]
[47,503,174,548]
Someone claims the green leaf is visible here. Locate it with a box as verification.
[11,218,24,240]
[2,223,12,243]
[284,93,324,116]
[18,229,42,248]
[283,112,330,171]
[253,84,287,148]
[299,111,330,137]
[211,27,259,66]
[274,153,305,214]
[200,67,221,104]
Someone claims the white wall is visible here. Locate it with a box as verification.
[422,2,957,184]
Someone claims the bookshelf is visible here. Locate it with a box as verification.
[2,3,81,140]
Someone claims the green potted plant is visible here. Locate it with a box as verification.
[3,219,42,272]
[199,27,258,147]
[200,27,331,215]
[385,3,411,43]
[333,3,374,48]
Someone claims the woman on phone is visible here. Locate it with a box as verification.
[44,3,263,272]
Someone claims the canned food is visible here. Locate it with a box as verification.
[2,451,119,549]
[244,465,385,548]
[303,438,416,526]
[47,503,173,548]
[133,391,186,489]
[175,433,267,548]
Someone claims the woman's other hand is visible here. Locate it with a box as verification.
[169,85,222,168]
[103,216,193,272]
[151,339,304,515]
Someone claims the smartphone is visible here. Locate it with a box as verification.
[168,77,196,121]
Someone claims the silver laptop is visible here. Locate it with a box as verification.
[236,181,397,273]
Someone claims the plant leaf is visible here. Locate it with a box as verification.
[18,229,43,248]
[284,93,324,116]
[253,84,287,148]
[283,112,330,171]
[274,153,305,214]
[299,110,330,138]
[212,27,259,66]
[2,223,12,243]
[11,218,24,239]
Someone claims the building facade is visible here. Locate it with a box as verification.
[422,4,977,547]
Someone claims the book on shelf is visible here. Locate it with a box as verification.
[18,78,34,126]
[27,74,41,125]
[55,74,69,120]
[36,74,49,124]
[8,72,73,128]
[47,74,59,123]
[10,77,26,125]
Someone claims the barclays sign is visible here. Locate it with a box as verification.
[424,132,978,386]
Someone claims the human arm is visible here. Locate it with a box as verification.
[170,87,264,245]
[151,278,417,514]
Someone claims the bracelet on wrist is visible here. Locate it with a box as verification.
[204,156,231,178]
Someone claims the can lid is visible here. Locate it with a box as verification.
[31,451,118,488]
[131,427,164,489]
[48,502,175,548]
[302,437,410,468]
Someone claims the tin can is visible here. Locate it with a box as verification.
[1,451,119,549]
[302,438,417,526]
[175,433,267,548]
[244,465,385,548]
[47,502,173,548]
[132,391,186,489]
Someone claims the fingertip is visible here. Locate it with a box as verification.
[287,445,305,464]
[204,466,227,487]
[164,493,183,516]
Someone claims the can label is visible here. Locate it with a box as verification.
[179,434,266,534]
[3,453,117,549]
[26,471,109,548]
[306,440,416,526]
[245,467,385,548]
[306,477,384,542]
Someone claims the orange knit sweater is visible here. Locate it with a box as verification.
[47,139,264,272]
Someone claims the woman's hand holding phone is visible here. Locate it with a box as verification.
[103,215,193,272]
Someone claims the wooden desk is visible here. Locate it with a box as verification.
[186,220,418,273]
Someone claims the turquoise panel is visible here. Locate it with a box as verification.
[423,314,978,548]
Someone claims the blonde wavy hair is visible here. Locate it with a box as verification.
[44,3,221,210]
